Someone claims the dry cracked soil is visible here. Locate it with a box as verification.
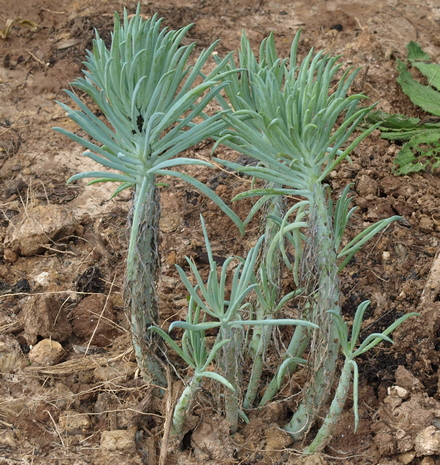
[1,0,440,464]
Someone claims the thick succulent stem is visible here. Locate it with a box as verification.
[125,176,167,387]
[172,375,203,438]
[284,182,340,439]
[244,324,272,409]
[302,358,352,454]
[220,325,243,433]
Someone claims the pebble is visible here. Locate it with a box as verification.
[415,426,440,456]
[28,339,64,366]
[101,427,137,452]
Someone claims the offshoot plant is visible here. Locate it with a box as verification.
[303,300,417,454]
[213,31,417,451]
[54,8,243,386]
[151,216,317,436]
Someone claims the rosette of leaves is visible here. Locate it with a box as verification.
[213,30,409,452]
[54,7,243,386]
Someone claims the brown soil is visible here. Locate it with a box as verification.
[1,0,440,464]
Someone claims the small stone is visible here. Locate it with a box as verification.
[356,174,378,197]
[4,204,76,256]
[59,410,91,433]
[420,456,435,465]
[388,385,409,400]
[397,451,416,464]
[72,294,119,347]
[395,366,424,392]
[23,295,72,344]
[3,248,18,262]
[264,423,292,457]
[415,426,440,456]
[419,215,434,233]
[34,271,50,286]
[28,339,64,366]
[101,427,136,452]
[94,362,137,383]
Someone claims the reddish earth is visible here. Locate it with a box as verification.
[1,1,440,464]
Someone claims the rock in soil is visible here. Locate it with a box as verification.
[22,295,72,344]
[372,369,440,457]
[59,409,92,434]
[28,338,64,366]
[100,426,137,453]
[415,426,440,456]
[190,416,236,462]
[23,295,72,344]
[72,294,120,347]
[94,361,137,383]
[4,203,77,256]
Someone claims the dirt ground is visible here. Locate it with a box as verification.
[1,0,440,464]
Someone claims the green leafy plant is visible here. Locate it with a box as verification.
[367,41,440,174]
[303,302,416,454]
[213,31,416,451]
[151,216,317,437]
[56,7,419,453]
[148,295,234,438]
[54,7,243,387]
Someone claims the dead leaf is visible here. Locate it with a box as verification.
[0,18,38,39]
